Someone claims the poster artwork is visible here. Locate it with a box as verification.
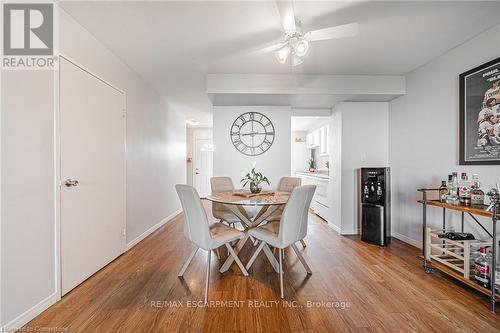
[460,57,500,164]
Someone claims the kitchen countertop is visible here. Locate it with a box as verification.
[295,171,330,180]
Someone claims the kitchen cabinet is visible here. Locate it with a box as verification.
[306,133,314,148]
[296,172,330,221]
[313,131,320,147]
[306,131,320,148]
[319,126,329,156]
[306,126,328,155]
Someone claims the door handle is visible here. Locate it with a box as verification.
[64,179,79,187]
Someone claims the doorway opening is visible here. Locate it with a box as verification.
[290,116,331,222]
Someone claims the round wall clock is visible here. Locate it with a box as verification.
[230,112,275,156]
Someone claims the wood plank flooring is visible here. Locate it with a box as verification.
[25,204,500,332]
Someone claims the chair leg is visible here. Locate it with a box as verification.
[214,248,220,260]
[246,240,265,270]
[225,243,249,276]
[205,250,211,304]
[178,247,198,277]
[300,239,307,248]
[279,248,284,298]
[262,243,280,273]
[291,243,312,274]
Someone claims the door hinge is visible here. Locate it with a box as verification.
[122,228,126,236]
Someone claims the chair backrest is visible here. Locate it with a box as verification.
[210,177,235,217]
[279,185,316,247]
[175,184,212,250]
[210,177,234,192]
[277,177,301,193]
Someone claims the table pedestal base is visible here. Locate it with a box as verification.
[219,204,281,273]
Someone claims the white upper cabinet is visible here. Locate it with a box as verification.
[313,130,320,147]
[319,125,329,156]
[306,131,320,148]
[307,125,329,155]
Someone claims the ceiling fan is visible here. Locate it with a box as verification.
[261,1,359,66]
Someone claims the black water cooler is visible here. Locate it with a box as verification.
[361,168,391,246]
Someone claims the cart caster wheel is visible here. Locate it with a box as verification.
[424,267,434,274]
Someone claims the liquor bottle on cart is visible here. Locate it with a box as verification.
[450,172,459,205]
[470,174,485,206]
[458,173,471,206]
[475,246,492,289]
[439,181,448,203]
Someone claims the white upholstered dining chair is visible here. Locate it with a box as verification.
[175,184,249,303]
[267,176,307,248]
[210,176,258,245]
[247,185,316,298]
[210,177,243,227]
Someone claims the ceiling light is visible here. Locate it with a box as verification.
[200,143,215,152]
[186,119,200,126]
[294,39,309,57]
[275,45,291,64]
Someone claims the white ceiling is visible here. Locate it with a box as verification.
[60,1,500,126]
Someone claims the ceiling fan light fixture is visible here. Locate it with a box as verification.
[275,45,291,64]
[294,38,309,57]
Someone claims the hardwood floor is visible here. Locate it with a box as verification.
[25,205,500,332]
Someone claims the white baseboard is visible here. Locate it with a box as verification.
[1,292,58,331]
[326,222,341,233]
[340,229,359,235]
[126,209,182,251]
[392,232,421,249]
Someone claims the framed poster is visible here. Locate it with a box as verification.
[459,57,500,165]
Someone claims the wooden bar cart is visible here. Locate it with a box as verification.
[418,189,498,313]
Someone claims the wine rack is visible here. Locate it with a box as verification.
[426,227,491,280]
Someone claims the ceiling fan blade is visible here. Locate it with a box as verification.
[275,0,296,33]
[305,22,359,42]
[252,42,286,55]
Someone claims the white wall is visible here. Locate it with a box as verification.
[329,110,342,231]
[0,7,186,328]
[213,106,291,189]
[1,71,56,326]
[291,131,308,173]
[389,24,500,247]
[330,102,389,234]
[59,10,186,245]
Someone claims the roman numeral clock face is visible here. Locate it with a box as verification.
[231,112,275,156]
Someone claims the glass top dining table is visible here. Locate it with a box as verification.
[205,190,289,206]
[204,190,289,273]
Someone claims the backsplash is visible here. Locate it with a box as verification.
[312,148,329,171]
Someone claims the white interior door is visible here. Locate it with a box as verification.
[60,57,126,295]
[193,139,213,197]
